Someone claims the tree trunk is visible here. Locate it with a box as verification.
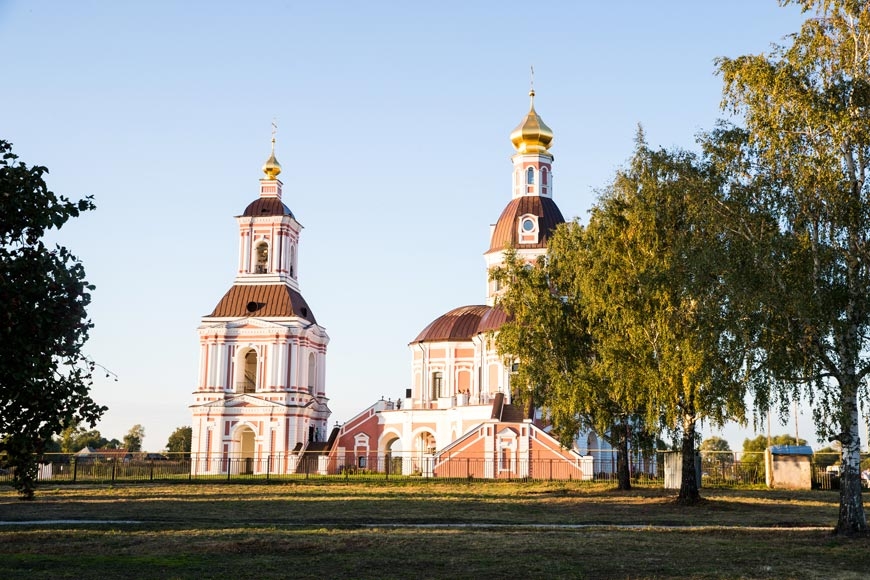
[615,420,632,491]
[835,380,868,535]
[678,415,700,504]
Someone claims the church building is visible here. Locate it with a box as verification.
[328,90,599,479]
[189,137,331,474]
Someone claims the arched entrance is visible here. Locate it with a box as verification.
[235,425,256,474]
[413,430,436,477]
[380,434,403,475]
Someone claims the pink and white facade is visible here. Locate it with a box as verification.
[190,142,331,474]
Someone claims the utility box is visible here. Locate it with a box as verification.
[663,452,702,490]
[765,445,813,490]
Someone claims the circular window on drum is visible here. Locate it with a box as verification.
[522,218,535,232]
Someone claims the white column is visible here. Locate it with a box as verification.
[214,344,225,390]
[289,341,299,389]
[318,350,326,395]
[199,343,208,389]
[207,344,217,388]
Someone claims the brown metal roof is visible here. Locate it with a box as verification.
[477,304,509,333]
[411,305,496,344]
[208,284,316,323]
[486,196,565,254]
[241,198,295,218]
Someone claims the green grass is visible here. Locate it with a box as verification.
[0,481,866,579]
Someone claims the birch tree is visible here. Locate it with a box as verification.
[718,0,870,534]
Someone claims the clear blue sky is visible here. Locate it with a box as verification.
[1,0,851,451]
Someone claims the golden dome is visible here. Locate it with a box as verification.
[261,137,282,180]
[510,90,553,155]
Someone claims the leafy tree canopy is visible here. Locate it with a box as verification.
[123,424,145,453]
[742,434,807,454]
[491,246,649,491]
[166,426,192,457]
[0,140,104,499]
[575,133,750,503]
[700,437,732,453]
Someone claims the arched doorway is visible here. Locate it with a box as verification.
[414,431,436,477]
[380,434,403,475]
[235,425,256,474]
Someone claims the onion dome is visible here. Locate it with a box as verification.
[411,305,493,343]
[510,90,553,155]
[261,137,282,180]
[487,195,565,254]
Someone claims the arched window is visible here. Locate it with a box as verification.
[238,349,257,393]
[289,245,296,278]
[526,167,534,185]
[255,242,268,274]
[541,167,548,185]
[307,352,316,391]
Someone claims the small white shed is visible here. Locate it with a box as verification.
[765,445,813,490]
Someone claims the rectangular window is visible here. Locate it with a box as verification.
[431,371,443,399]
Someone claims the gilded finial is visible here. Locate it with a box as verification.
[510,76,553,155]
[262,120,282,180]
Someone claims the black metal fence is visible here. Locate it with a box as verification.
[0,451,865,488]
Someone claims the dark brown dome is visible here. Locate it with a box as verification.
[411,305,492,343]
[486,196,564,254]
[208,283,316,323]
[241,198,295,218]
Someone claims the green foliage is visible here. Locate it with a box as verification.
[742,434,807,454]
[58,421,116,452]
[700,437,732,453]
[166,426,192,457]
[490,249,593,447]
[577,133,750,502]
[0,140,104,499]
[814,446,840,467]
[716,0,870,533]
[741,434,808,466]
[123,424,145,453]
[491,242,647,491]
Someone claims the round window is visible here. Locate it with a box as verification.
[522,218,535,232]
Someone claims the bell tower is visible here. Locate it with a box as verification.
[234,135,301,290]
[190,133,331,475]
[484,89,564,306]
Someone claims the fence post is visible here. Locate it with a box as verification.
[266,454,270,482]
[73,459,77,483]
[227,458,231,481]
[112,461,116,482]
[150,462,154,481]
